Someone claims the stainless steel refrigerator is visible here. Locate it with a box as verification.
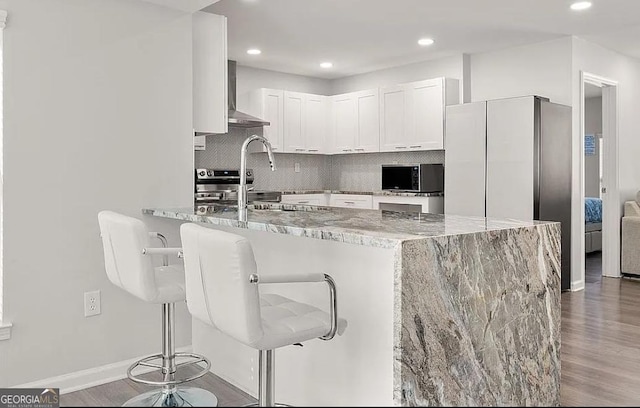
[445,96,572,290]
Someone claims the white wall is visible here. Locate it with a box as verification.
[470,38,573,105]
[235,65,332,112]
[0,0,194,386]
[330,54,466,100]
[584,96,602,198]
[570,37,640,289]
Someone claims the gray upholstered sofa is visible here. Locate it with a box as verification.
[622,194,640,275]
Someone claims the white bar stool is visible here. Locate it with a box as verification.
[98,211,219,407]
[179,223,347,407]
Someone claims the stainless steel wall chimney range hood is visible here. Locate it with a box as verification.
[227,60,270,128]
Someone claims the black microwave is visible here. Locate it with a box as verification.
[381,164,444,193]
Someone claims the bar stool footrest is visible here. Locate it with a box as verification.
[127,352,211,387]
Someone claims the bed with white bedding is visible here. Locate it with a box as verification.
[585,197,602,253]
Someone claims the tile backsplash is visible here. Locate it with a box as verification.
[195,128,445,191]
[328,150,445,191]
[195,128,330,190]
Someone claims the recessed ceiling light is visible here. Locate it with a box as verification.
[418,38,435,46]
[246,49,261,55]
[320,62,333,68]
[570,2,592,11]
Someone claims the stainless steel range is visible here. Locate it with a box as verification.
[194,168,281,212]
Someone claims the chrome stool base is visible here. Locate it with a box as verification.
[123,387,218,407]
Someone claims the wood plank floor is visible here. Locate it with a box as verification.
[561,251,640,406]
[60,365,255,407]
[63,251,640,406]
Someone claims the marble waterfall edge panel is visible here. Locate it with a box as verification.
[396,224,561,406]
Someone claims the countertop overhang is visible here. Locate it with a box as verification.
[143,203,557,249]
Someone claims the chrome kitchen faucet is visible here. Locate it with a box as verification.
[239,134,276,222]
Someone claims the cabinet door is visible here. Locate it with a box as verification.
[283,91,306,153]
[372,196,444,214]
[406,78,444,150]
[280,194,329,206]
[261,89,284,152]
[331,94,357,154]
[304,94,327,154]
[193,12,227,134]
[486,96,535,220]
[379,85,408,152]
[329,194,373,209]
[354,89,380,153]
[444,102,487,217]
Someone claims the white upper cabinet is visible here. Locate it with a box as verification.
[248,77,458,155]
[329,89,379,154]
[379,85,408,152]
[249,88,284,152]
[251,89,327,154]
[354,89,380,153]
[283,92,327,154]
[284,91,305,152]
[380,78,459,152]
[193,12,228,135]
[406,79,445,150]
[304,94,327,153]
[330,93,357,153]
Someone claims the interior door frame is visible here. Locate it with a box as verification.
[579,71,620,286]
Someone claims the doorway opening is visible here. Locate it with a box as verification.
[580,72,620,289]
[583,83,603,284]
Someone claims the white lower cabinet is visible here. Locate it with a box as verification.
[281,193,443,213]
[329,194,373,209]
[280,194,330,206]
[372,195,444,214]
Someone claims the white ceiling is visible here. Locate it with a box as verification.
[204,0,640,79]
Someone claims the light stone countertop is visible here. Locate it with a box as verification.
[143,203,555,249]
[280,189,444,197]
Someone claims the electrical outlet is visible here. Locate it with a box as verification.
[84,290,101,317]
[294,163,300,173]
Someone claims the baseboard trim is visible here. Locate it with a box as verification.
[15,345,193,394]
[570,279,585,292]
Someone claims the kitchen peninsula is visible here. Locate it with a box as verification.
[143,203,560,406]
